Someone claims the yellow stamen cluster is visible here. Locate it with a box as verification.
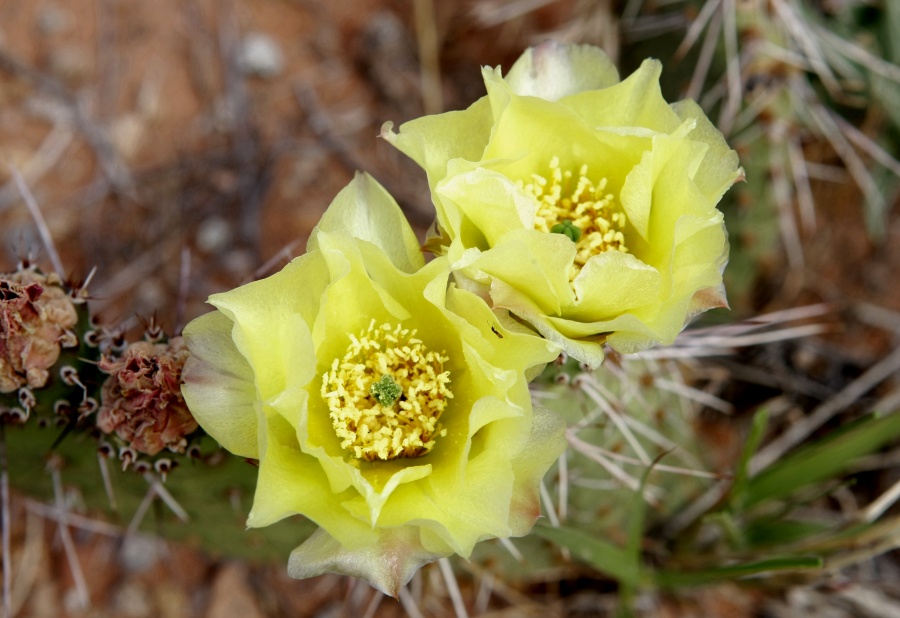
[321,320,452,462]
[522,156,629,281]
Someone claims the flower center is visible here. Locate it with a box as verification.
[522,156,629,281]
[321,319,452,462]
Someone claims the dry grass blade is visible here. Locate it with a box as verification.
[50,468,89,610]
[469,0,557,28]
[863,477,900,523]
[414,0,443,115]
[9,509,42,618]
[7,164,65,277]
[787,135,817,234]
[0,124,73,212]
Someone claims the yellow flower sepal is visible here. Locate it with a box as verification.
[182,173,564,595]
[384,43,742,367]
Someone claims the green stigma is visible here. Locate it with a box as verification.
[370,375,402,407]
[550,219,582,242]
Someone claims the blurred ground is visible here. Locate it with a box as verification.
[2,0,900,616]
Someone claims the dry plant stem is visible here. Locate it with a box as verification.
[0,49,133,196]
[8,164,65,276]
[292,81,373,186]
[862,477,900,523]
[9,510,42,618]
[751,344,900,475]
[0,125,74,212]
[438,558,469,618]
[787,135,817,234]
[51,468,89,610]
[470,0,557,28]
[252,239,301,279]
[1,426,10,618]
[413,0,443,115]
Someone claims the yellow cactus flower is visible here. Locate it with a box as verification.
[181,174,564,596]
[384,42,743,367]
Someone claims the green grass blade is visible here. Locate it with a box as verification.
[533,523,640,586]
[745,412,900,509]
[654,556,823,588]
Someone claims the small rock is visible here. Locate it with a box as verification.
[37,5,74,35]
[238,33,284,79]
[196,217,233,254]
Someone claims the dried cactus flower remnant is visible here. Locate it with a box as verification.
[384,42,743,368]
[182,173,564,596]
[97,337,197,455]
[0,269,78,393]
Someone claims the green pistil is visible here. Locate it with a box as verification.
[550,219,582,242]
[370,375,402,407]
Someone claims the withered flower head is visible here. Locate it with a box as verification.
[0,269,78,393]
[97,337,197,456]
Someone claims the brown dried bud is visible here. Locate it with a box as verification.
[0,269,78,393]
[97,337,197,456]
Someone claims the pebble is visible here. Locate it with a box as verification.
[37,5,74,35]
[196,217,233,254]
[238,33,284,79]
